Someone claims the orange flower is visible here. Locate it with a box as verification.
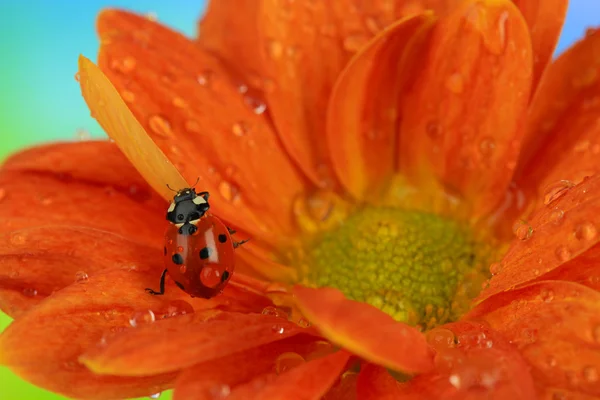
[1,0,599,399]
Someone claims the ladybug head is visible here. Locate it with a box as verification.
[166,188,210,225]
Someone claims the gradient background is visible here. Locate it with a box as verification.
[0,1,599,399]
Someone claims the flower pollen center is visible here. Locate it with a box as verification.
[303,207,490,330]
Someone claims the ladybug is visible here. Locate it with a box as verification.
[146,187,247,299]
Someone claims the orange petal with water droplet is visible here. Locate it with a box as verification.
[173,336,330,400]
[356,364,402,399]
[478,174,600,301]
[326,14,435,200]
[467,281,600,398]
[511,0,568,91]
[94,9,306,244]
[0,265,244,399]
[78,55,189,202]
[398,0,532,217]
[395,321,536,399]
[293,286,433,374]
[224,350,351,400]
[516,29,600,208]
[80,311,316,376]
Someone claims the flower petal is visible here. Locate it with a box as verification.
[224,350,351,400]
[0,225,157,318]
[516,28,600,204]
[0,141,165,248]
[326,14,435,200]
[173,336,331,400]
[398,0,532,217]
[511,0,568,90]
[78,56,189,202]
[95,9,306,243]
[293,286,433,374]
[467,281,600,398]
[479,173,600,301]
[80,311,316,376]
[356,364,402,399]
[256,0,465,186]
[395,322,536,399]
[0,265,236,399]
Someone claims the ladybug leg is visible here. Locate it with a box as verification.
[145,269,167,295]
[233,239,249,248]
[227,226,237,235]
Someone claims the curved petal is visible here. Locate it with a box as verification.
[516,28,600,206]
[395,322,536,399]
[512,0,568,90]
[225,350,351,400]
[467,281,600,398]
[173,336,332,400]
[0,226,156,318]
[236,244,298,283]
[323,371,358,400]
[327,14,436,200]
[256,0,462,187]
[356,364,402,399]
[293,286,433,374]
[479,173,600,301]
[79,56,189,201]
[81,311,316,376]
[398,0,532,217]
[0,265,248,399]
[95,9,307,243]
[0,141,165,248]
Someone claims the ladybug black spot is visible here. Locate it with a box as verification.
[175,281,185,291]
[218,234,227,243]
[177,214,184,221]
[163,246,167,256]
[172,253,184,265]
[188,225,198,235]
[221,271,230,282]
[199,247,212,260]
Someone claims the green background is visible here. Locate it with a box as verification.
[1,1,599,399]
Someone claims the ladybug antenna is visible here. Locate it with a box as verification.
[192,177,200,188]
[166,184,177,192]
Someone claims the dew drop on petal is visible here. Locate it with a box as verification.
[120,90,135,103]
[262,306,287,319]
[75,271,89,283]
[272,324,285,334]
[574,222,597,241]
[75,128,92,141]
[129,310,156,327]
[149,392,161,399]
[197,70,213,87]
[209,384,231,399]
[514,223,533,241]
[449,374,461,389]
[583,366,599,383]
[218,181,241,204]
[267,39,284,59]
[540,288,554,303]
[172,97,187,108]
[445,73,464,94]
[22,288,37,297]
[275,352,305,374]
[479,137,496,155]
[426,328,456,351]
[10,232,26,246]
[555,246,571,262]
[163,299,194,318]
[148,115,174,138]
[122,56,136,72]
[243,95,267,115]
[549,208,564,225]
[489,262,502,276]
[543,180,575,205]
[232,121,249,136]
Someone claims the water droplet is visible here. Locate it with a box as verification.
[555,246,571,262]
[179,265,187,274]
[209,384,231,399]
[267,39,284,59]
[122,56,136,73]
[148,115,174,138]
[243,95,267,114]
[145,11,158,21]
[75,128,91,141]
[489,262,502,276]
[218,181,241,204]
[149,392,161,399]
[426,328,456,351]
[163,300,194,318]
[296,317,311,328]
[514,223,533,240]
[583,366,599,383]
[343,33,370,52]
[449,374,461,389]
[197,71,213,87]
[200,267,222,288]
[275,352,305,374]
[23,288,37,297]
[10,232,26,246]
[549,208,564,225]
[262,306,287,318]
[543,180,575,205]
[74,72,81,82]
[496,11,509,52]
[426,120,442,139]
[445,73,464,94]
[129,310,156,327]
[75,271,89,283]
[272,324,285,334]
[121,90,135,103]
[574,222,597,241]
[540,288,554,302]
[232,122,249,137]
[172,97,187,108]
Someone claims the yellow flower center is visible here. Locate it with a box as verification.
[297,205,491,330]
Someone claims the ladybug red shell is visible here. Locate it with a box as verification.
[146,188,247,299]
